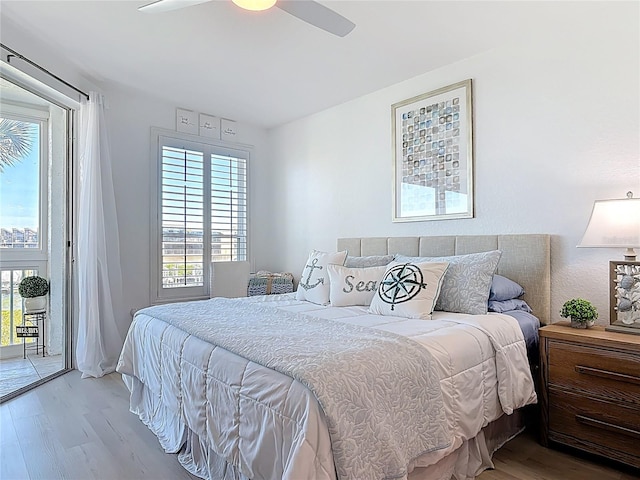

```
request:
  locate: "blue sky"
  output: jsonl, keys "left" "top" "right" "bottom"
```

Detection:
{"left": 0, "top": 126, "right": 40, "bottom": 230}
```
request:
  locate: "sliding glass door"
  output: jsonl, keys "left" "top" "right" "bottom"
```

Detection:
{"left": 0, "top": 76, "right": 72, "bottom": 400}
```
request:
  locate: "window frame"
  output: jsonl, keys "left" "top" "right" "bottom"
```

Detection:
{"left": 0, "top": 104, "right": 49, "bottom": 263}
{"left": 150, "top": 128, "right": 251, "bottom": 304}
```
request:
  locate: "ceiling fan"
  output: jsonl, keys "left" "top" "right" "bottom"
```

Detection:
{"left": 138, "top": 0, "right": 356, "bottom": 37}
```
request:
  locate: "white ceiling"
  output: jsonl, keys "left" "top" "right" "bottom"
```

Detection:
{"left": 0, "top": 1, "right": 581, "bottom": 128}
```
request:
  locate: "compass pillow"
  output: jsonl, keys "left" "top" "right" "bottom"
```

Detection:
{"left": 296, "top": 250, "right": 348, "bottom": 305}
{"left": 369, "top": 261, "right": 449, "bottom": 319}
{"left": 327, "top": 264, "right": 388, "bottom": 307}
{"left": 396, "top": 250, "right": 502, "bottom": 315}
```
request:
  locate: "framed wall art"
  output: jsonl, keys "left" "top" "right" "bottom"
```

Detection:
{"left": 392, "top": 79, "right": 474, "bottom": 222}
{"left": 607, "top": 260, "right": 640, "bottom": 335}
{"left": 176, "top": 108, "right": 198, "bottom": 135}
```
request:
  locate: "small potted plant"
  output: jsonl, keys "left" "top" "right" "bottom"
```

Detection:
{"left": 560, "top": 298, "right": 598, "bottom": 328}
{"left": 18, "top": 275, "right": 49, "bottom": 313}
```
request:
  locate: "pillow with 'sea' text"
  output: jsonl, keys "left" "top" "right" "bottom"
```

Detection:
{"left": 327, "top": 264, "right": 387, "bottom": 306}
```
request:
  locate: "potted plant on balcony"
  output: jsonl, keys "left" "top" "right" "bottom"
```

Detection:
{"left": 18, "top": 275, "right": 49, "bottom": 313}
{"left": 560, "top": 298, "right": 598, "bottom": 328}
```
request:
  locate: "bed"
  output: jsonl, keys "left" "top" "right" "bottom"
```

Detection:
{"left": 117, "top": 234, "right": 550, "bottom": 480}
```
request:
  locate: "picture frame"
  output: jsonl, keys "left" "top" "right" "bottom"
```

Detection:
{"left": 176, "top": 108, "right": 198, "bottom": 135}
{"left": 199, "top": 113, "right": 220, "bottom": 139}
{"left": 392, "top": 79, "right": 474, "bottom": 222}
{"left": 607, "top": 260, "right": 640, "bottom": 335}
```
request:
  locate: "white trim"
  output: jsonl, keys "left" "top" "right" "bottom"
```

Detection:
{"left": 0, "top": 60, "right": 81, "bottom": 110}
{"left": 0, "top": 102, "right": 50, "bottom": 120}
{"left": 0, "top": 343, "right": 26, "bottom": 360}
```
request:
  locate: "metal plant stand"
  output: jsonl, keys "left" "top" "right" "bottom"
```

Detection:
{"left": 20, "top": 311, "right": 46, "bottom": 359}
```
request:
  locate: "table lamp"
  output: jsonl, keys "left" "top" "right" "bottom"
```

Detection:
{"left": 578, "top": 191, "right": 640, "bottom": 334}
{"left": 578, "top": 191, "right": 640, "bottom": 260}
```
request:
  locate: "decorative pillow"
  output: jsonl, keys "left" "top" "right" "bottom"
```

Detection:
{"left": 296, "top": 250, "right": 348, "bottom": 305}
{"left": 344, "top": 255, "right": 395, "bottom": 268}
{"left": 489, "top": 274, "right": 525, "bottom": 301}
{"left": 488, "top": 299, "right": 533, "bottom": 313}
{"left": 369, "top": 261, "right": 449, "bottom": 319}
{"left": 327, "top": 264, "right": 388, "bottom": 307}
{"left": 395, "top": 250, "right": 502, "bottom": 315}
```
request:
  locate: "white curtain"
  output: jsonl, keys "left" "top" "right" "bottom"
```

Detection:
{"left": 76, "top": 92, "right": 124, "bottom": 378}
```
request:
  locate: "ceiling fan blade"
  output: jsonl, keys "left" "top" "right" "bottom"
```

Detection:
{"left": 276, "top": 0, "right": 355, "bottom": 37}
{"left": 138, "top": 0, "right": 212, "bottom": 13}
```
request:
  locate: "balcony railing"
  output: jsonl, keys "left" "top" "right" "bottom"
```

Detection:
{"left": 1, "top": 268, "right": 37, "bottom": 347}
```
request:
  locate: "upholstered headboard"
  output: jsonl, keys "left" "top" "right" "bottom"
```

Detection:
{"left": 337, "top": 234, "right": 551, "bottom": 325}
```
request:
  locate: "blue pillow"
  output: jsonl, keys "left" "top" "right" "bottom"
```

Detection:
{"left": 489, "top": 274, "right": 525, "bottom": 301}
{"left": 488, "top": 299, "right": 532, "bottom": 313}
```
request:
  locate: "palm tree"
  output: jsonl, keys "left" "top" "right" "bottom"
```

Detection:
{"left": 0, "top": 118, "right": 35, "bottom": 173}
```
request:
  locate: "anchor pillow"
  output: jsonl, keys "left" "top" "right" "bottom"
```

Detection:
{"left": 369, "top": 261, "right": 449, "bottom": 319}
{"left": 327, "top": 264, "right": 388, "bottom": 307}
{"left": 296, "top": 250, "right": 348, "bottom": 305}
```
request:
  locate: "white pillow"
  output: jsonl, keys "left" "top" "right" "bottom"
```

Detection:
{"left": 327, "top": 264, "right": 388, "bottom": 307}
{"left": 296, "top": 250, "right": 348, "bottom": 305}
{"left": 369, "top": 261, "right": 449, "bottom": 319}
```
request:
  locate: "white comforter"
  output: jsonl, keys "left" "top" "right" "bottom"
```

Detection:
{"left": 117, "top": 294, "right": 536, "bottom": 480}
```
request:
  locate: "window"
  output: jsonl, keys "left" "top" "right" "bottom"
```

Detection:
{"left": 211, "top": 154, "right": 247, "bottom": 262}
{"left": 0, "top": 114, "right": 46, "bottom": 252}
{"left": 0, "top": 107, "right": 49, "bottom": 348}
{"left": 161, "top": 145, "right": 205, "bottom": 290}
{"left": 152, "top": 131, "right": 249, "bottom": 302}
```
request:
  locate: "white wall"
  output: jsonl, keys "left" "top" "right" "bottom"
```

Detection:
{"left": 265, "top": 2, "right": 640, "bottom": 325}
{"left": 0, "top": 16, "right": 99, "bottom": 102}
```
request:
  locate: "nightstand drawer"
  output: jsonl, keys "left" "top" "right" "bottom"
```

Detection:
{"left": 549, "top": 390, "right": 640, "bottom": 459}
{"left": 549, "top": 340, "right": 640, "bottom": 406}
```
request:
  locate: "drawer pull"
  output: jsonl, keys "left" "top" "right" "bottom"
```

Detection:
{"left": 575, "top": 365, "right": 640, "bottom": 386}
{"left": 575, "top": 414, "right": 640, "bottom": 440}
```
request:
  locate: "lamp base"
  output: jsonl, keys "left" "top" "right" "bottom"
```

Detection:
{"left": 624, "top": 247, "right": 637, "bottom": 261}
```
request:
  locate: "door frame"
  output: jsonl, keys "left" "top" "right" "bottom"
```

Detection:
{"left": 0, "top": 60, "right": 78, "bottom": 402}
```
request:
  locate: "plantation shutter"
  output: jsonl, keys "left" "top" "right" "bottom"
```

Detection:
{"left": 211, "top": 154, "right": 247, "bottom": 262}
{"left": 154, "top": 132, "right": 250, "bottom": 302}
{"left": 160, "top": 145, "right": 205, "bottom": 289}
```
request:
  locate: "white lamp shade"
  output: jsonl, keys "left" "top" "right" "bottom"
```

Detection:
{"left": 578, "top": 197, "right": 640, "bottom": 248}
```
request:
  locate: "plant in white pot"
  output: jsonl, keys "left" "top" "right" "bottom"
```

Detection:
{"left": 18, "top": 275, "right": 49, "bottom": 313}
{"left": 560, "top": 298, "right": 598, "bottom": 328}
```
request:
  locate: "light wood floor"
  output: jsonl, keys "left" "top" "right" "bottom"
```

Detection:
{"left": 476, "top": 430, "right": 638, "bottom": 480}
{"left": 0, "top": 353, "right": 64, "bottom": 397}
{"left": 1, "top": 370, "right": 197, "bottom": 480}
{"left": 1, "top": 370, "right": 637, "bottom": 480}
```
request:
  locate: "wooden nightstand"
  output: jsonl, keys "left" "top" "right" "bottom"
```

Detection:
{"left": 539, "top": 322, "right": 640, "bottom": 468}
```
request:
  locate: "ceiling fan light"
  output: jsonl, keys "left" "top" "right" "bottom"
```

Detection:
{"left": 232, "top": 0, "right": 276, "bottom": 11}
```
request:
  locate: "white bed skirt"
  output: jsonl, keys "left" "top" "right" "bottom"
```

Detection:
{"left": 123, "top": 373, "right": 524, "bottom": 480}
